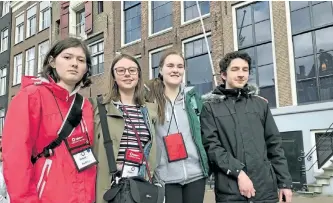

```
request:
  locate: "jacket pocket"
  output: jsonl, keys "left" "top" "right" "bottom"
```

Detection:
{"left": 36, "top": 158, "right": 53, "bottom": 199}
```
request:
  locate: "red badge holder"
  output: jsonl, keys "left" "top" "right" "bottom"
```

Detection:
{"left": 163, "top": 102, "right": 188, "bottom": 162}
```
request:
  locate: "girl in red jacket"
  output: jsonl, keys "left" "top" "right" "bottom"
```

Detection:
{"left": 2, "top": 37, "right": 96, "bottom": 203}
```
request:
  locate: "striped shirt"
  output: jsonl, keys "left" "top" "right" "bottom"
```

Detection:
{"left": 116, "top": 104, "right": 151, "bottom": 167}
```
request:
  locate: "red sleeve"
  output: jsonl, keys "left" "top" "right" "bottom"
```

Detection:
{"left": 2, "top": 88, "right": 41, "bottom": 203}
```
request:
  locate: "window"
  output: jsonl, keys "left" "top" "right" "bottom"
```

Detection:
{"left": 124, "top": 1, "right": 141, "bottom": 44}
{"left": 39, "top": 1, "right": 50, "bottom": 31}
{"left": 13, "top": 53, "right": 23, "bottom": 85}
{"left": 235, "top": 2, "right": 276, "bottom": 107}
{"left": 151, "top": 51, "right": 163, "bottom": 79}
{"left": 0, "top": 108, "right": 5, "bottom": 136}
{"left": 76, "top": 9, "right": 85, "bottom": 36}
{"left": 26, "top": 6, "right": 37, "bottom": 38}
{"left": 89, "top": 41, "right": 104, "bottom": 75}
{"left": 315, "top": 131, "right": 333, "bottom": 168}
{"left": 0, "top": 29, "right": 8, "bottom": 52}
{"left": 290, "top": 1, "right": 333, "bottom": 104}
{"left": 38, "top": 41, "right": 49, "bottom": 74}
{"left": 25, "top": 47, "right": 35, "bottom": 76}
{"left": 184, "top": 35, "right": 213, "bottom": 96}
{"left": 98, "top": 1, "right": 104, "bottom": 14}
{"left": 151, "top": 1, "right": 172, "bottom": 34}
{"left": 184, "top": 1, "right": 210, "bottom": 22}
{"left": 2, "top": 1, "right": 10, "bottom": 16}
{"left": 0, "top": 68, "right": 6, "bottom": 96}
{"left": 15, "top": 14, "right": 24, "bottom": 44}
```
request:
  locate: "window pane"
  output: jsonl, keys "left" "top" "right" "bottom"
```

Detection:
{"left": 255, "top": 20, "right": 271, "bottom": 43}
{"left": 238, "top": 25, "right": 253, "bottom": 48}
{"left": 193, "top": 39, "right": 203, "bottom": 55}
{"left": 293, "top": 32, "right": 313, "bottom": 58}
{"left": 315, "top": 26, "right": 333, "bottom": 53}
{"left": 312, "top": 2, "right": 333, "bottom": 27}
{"left": 295, "top": 55, "right": 316, "bottom": 79}
{"left": 253, "top": 1, "right": 269, "bottom": 23}
{"left": 319, "top": 76, "right": 333, "bottom": 101}
{"left": 291, "top": 8, "right": 311, "bottom": 34}
{"left": 257, "top": 43, "right": 273, "bottom": 66}
{"left": 186, "top": 54, "right": 213, "bottom": 95}
{"left": 297, "top": 79, "right": 319, "bottom": 103}
{"left": 200, "top": 1, "right": 210, "bottom": 15}
{"left": 290, "top": 1, "right": 309, "bottom": 11}
{"left": 185, "top": 42, "right": 194, "bottom": 58}
{"left": 258, "top": 64, "right": 275, "bottom": 88}
{"left": 237, "top": 5, "right": 252, "bottom": 28}
{"left": 317, "top": 51, "right": 333, "bottom": 76}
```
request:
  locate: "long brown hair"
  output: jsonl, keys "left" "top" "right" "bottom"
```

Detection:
{"left": 103, "top": 53, "right": 145, "bottom": 105}
{"left": 146, "top": 50, "right": 185, "bottom": 124}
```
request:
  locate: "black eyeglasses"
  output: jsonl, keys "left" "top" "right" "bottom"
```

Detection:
{"left": 114, "top": 67, "right": 138, "bottom": 75}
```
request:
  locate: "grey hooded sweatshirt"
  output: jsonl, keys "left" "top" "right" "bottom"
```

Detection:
{"left": 154, "top": 85, "right": 204, "bottom": 185}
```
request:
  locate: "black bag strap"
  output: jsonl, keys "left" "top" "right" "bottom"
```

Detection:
{"left": 96, "top": 96, "right": 118, "bottom": 175}
{"left": 31, "top": 94, "right": 84, "bottom": 164}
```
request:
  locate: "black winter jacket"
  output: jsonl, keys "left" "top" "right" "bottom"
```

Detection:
{"left": 200, "top": 84, "right": 292, "bottom": 203}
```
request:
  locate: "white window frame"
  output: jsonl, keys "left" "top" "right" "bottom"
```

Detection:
{"left": 68, "top": 1, "right": 86, "bottom": 39}
{"left": 0, "top": 108, "right": 5, "bottom": 136}
{"left": 2, "top": 1, "right": 10, "bottom": 17}
{"left": 148, "top": 44, "right": 173, "bottom": 79}
{"left": 180, "top": 1, "right": 210, "bottom": 25}
{"left": 121, "top": 1, "right": 142, "bottom": 47}
{"left": 15, "top": 13, "right": 24, "bottom": 44}
{"left": 0, "top": 29, "right": 8, "bottom": 53}
{"left": 39, "top": 1, "right": 50, "bottom": 31}
{"left": 148, "top": 1, "right": 173, "bottom": 37}
{"left": 25, "top": 47, "right": 35, "bottom": 76}
{"left": 13, "top": 53, "right": 23, "bottom": 85}
{"left": 26, "top": 4, "right": 37, "bottom": 38}
{"left": 231, "top": 1, "right": 279, "bottom": 108}
{"left": 38, "top": 41, "right": 49, "bottom": 74}
{"left": 0, "top": 68, "right": 7, "bottom": 96}
{"left": 89, "top": 39, "right": 104, "bottom": 76}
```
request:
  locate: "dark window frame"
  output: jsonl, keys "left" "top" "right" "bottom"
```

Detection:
{"left": 290, "top": 1, "right": 333, "bottom": 104}
{"left": 123, "top": 1, "right": 141, "bottom": 44}
{"left": 236, "top": 1, "right": 277, "bottom": 108}
{"left": 151, "top": 1, "right": 172, "bottom": 34}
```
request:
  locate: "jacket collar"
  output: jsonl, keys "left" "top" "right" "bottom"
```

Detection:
{"left": 202, "top": 83, "right": 259, "bottom": 103}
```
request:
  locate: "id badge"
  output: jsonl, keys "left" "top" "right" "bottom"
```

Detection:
{"left": 121, "top": 164, "right": 139, "bottom": 178}
{"left": 72, "top": 147, "right": 98, "bottom": 172}
{"left": 163, "top": 133, "right": 188, "bottom": 162}
{"left": 125, "top": 149, "right": 143, "bottom": 164}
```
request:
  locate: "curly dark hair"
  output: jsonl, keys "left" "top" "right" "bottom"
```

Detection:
{"left": 41, "top": 37, "right": 92, "bottom": 88}
{"left": 219, "top": 51, "right": 252, "bottom": 73}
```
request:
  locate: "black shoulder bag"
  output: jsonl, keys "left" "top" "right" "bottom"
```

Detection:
{"left": 96, "top": 97, "right": 164, "bottom": 203}
{"left": 31, "top": 94, "right": 84, "bottom": 164}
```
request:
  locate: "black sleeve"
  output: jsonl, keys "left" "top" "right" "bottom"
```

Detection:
{"left": 263, "top": 103, "right": 293, "bottom": 189}
{"left": 200, "top": 102, "right": 245, "bottom": 179}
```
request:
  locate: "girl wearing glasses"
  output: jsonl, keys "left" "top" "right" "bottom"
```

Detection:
{"left": 145, "top": 50, "right": 209, "bottom": 203}
{"left": 91, "top": 53, "right": 158, "bottom": 203}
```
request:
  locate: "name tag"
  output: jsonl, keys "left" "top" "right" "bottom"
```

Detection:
{"left": 72, "top": 148, "right": 97, "bottom": 172}
{"left": 121, "top": 164, "right": 139, "bottom": 178}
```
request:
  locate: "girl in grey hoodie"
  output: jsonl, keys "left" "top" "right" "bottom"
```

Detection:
{"left": 146, "top": 50, "right": 209, "bottom": 203}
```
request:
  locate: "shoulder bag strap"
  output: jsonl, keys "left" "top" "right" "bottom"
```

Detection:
{"left": 121, "top": 106, "right": 153, "bottom": 183}
{"left": 96, "top": 97, "right": 118, "bottom": 175}
{"left": 31, "top": 93, "right": 84, "bottom": 164}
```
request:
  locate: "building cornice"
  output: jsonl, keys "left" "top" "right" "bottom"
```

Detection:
{"left": 11, "top": 1, "right": 28, "bottom": 13}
